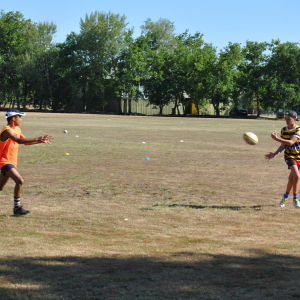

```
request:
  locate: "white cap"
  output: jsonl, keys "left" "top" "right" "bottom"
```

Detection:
{"left": 5, "top": 109, "right": 26, "bottom": 119}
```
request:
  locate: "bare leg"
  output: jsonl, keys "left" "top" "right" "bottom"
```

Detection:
{"left": 0, "top": 173, "right": 10, "bottom": 191}
{"left": 290, "top": 165, "right": 300, "bottom": 195}
{"left": 1, "top": 168, "right": 28, "bottom": 215}
{"left": 5, "top": 168, "right": 24, "bottom": 198}
{"left": 286, "top": 171, "right": 294, "bottom": 194}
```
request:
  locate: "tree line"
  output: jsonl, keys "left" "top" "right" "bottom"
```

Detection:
{"left": 0, "top": 10, "right": 300, "bottom": 116}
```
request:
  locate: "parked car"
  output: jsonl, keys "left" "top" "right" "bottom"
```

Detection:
{"left": 276, "top": 109, "right": 284, "bottom": 118}
{"left": 229, "top": 107, "right": 248, "bottom": 116}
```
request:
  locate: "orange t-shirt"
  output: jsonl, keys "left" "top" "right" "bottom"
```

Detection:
{"left": 0, "top": 126, "right": 21, "bottom": 169}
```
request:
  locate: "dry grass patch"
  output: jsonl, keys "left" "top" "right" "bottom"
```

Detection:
{"left": 0, "top": 113, "right": 300, "bottom": 299}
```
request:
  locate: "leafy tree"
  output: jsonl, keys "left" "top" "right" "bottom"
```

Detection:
{"left": 64, "top": 11, "right": 131, "bottom": 112}
{"left": 143, "top": 32, "right": 215, "bottom": 116}
{"left": 58, "top": 31, "right": 90, "bottom": 111}
{"left": 141, "top": 46, "right": 175, "bottom": 114}
{"left": 0, "top": 10, "right": 32, "bottom": 108}
{"left": 33, "top": 21, "right": 58, "bottom": 111}
{"left": 238, "top": 41, "right": 269, "bottom": 116}
{"left": 178, "top": 33, "right": 241, "bottom": 116}
{"left": 114, "top": 35, "right": 149, "bottom": 114}
{"left": 205, "top": 43, "right": 242, "bottom": 116}
{"left": 54, "top": 36, "right": 81, "bottom": 111}
{"left": 264, "top": 41, "right": 300, "bottom": 111}
{"left": 18, "top": 51, "right": 36, "bottom": 108}
{"left": 177, "top": 32, "right": 215, "bottom": 115}
{"left": 140, "top": 18, "right": 176, "bottom": 49}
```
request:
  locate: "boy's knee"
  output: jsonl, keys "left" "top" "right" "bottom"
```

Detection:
{"left": 16, "top": 178, "right": 24, "bottom": 186}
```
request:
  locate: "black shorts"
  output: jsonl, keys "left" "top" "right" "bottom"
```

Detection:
{"left": 1, "top": 164, "right": 15, "bottom": 175}
{"left": 285, "top": 159, "right": 300, "bottom": 170}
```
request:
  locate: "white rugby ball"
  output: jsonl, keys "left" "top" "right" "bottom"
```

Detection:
{"left": 243, "top": 132, "right": 258, "bottom": 145}
{"left": 64, "top": 130, "right": 68, "bottom": 133}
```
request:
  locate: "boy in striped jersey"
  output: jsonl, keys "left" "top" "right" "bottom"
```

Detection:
{"left": 265, "top": 110, "right": 300, "bottom": 207}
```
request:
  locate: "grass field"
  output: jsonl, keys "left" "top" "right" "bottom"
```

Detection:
{"left": 0, "top": 113, "right": 300, "bottom": 299}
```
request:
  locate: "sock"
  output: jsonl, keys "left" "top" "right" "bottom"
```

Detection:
{"left": 284, "top": 192, "right": 290, "bottom": 198}
{"left": 294, "top": 194, "right": 298, "bottom": 199}
{"left": 14, "top": 197, "right": 21, "bottom": 208}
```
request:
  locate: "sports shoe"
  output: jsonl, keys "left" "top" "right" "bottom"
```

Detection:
{"left": 293, "top": 199, "right": 300, "bottom": 208}
{"left": 279, "top": 195, "right": 288, "bottom": 207}
{"left": 14, "top": 206, "right": 30, "bottom": 216}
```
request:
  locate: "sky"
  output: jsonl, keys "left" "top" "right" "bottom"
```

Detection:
{"left": 1, "top": 0, "right": 300, "bottom": 50}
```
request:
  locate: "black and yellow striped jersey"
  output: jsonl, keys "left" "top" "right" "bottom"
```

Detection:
{"left": 281, "top": 125, "right": 300, "bottom": 161}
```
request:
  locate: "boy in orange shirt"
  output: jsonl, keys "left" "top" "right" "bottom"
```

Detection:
{"left": 0, "top": 108, "right": 54, "bottom": 215}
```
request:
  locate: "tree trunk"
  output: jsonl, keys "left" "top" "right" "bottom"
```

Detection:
{"left": 43, "top": 52, "right": 56, "bottom": 112}
{"left": 7, "top": 51, "right": 20, "bottom": 109}
{"left": 128, "top": 99, "right": 131, "bottom": 114}
{"left": 37, "top": 44, "right": 55, "bottom": 111}
{"left": 45, "top": 65, "right": 56, "bottom": 112}
{"left": 118, "top": 98, "right": 123, "bottom": 115}
{"left": 173, "top": 98, "right": 178, "bottom": 115}
{"left": 159, "top": 105, "right": 163, "bottom": 114}
{"left": 175, "top": 97, "right": 181, "bottom": 115}
{"left": 256, "top": 95, "right": 260, "bottom": 117}
{"left": 212, "top": 97, "right": 220, "bottom": 117}
{"left": 128, "top": 91, "right": 133, "bottom": 114}
{"left": 23, "top": 87, "right": 27, "bottom": 109}
{"left": 13, "top": 87, "right": 20, "bottom": 109}
{"left": 39, "top": 79, "right": 43, "bottom": 110}
{"left": 83, "top": 81, "right": 87, "bottom": 112}
{"left": 176, "top": 104, "right": 180, "bottom": 115}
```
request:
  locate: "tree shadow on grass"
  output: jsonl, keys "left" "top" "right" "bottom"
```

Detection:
{"left": 154, "top": 204, "right": 276, "bottom": 211}
{"left": 1, "top": 251, "right": 300, "bottom": 299}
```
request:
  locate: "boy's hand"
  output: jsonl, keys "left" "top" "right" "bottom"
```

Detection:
{"left": 39, "top": 135, "right": 54, "bottom": 144}
{"left": 271, "top": 130, "right": 278, "bottom": 141}
{"left": 265, "top": 152, "right": 275, "bottom": 160}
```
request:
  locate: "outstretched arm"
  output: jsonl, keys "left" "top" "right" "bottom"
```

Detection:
{"left": 265, "top": 143, "right": 285, "bottom": 160}
{"left": 1, "top": 130, "right": 54, "bottom": 145}
{"left": 20, "top": 133, "right": 54, "bottom": 145}
{"left": 271, "top": 130, "right": 297, "bottom": 146}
